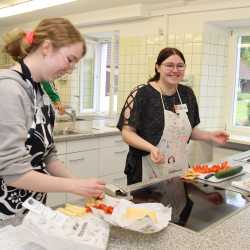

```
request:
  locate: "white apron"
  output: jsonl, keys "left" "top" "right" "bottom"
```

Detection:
{"left": 142, "top": 88, "right": 192, "bottom": 221}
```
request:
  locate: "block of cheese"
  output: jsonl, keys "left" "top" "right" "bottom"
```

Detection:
{"left": 124, "top": 207, "right": 157, "bottom": 223}
{"left": 57, "top": 204, "right": 87, "bottom": 217}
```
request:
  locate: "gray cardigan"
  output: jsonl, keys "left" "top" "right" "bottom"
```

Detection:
{"left": 0, "top": 69, "right": 58, "bottom": 183}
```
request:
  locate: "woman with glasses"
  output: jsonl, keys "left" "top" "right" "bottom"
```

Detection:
{"left": 0, "top": 18, "right": 105, "bottom": 225}
{"left": 117, "top": 47, "right": 228, "bottom": 225}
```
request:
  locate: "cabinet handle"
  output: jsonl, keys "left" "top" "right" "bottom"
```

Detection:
{"left": 114, "top": 139, "right": 123, "bottom": 143}
{"left": 69, "top": 157, "right": 85, "bottom": 162}
{"left": 114, "top": 150, "right": 127, "bottom": 154}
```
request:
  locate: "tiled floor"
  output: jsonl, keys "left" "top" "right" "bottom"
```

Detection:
{"left": 185, "top": 186, "right": 247, "bottom": 232}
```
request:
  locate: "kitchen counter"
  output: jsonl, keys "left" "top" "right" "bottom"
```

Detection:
{"left": 52, "top": 120, "right": 250, "bottom": 249}
{"left": 108, "top": 203, "right": 250, "bottom": 250}
{"left": 106, "top": 150, "right": 250, "bottom": 250}
{"left": 53, "top": 119, "right": 120, "bottom": 142}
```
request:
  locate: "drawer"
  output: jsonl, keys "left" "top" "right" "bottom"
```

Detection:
{"left": 101, "top": 172, "right": 127, "bottom": 186}
{"left": 66, "top": 150, "right": 99, "bottom": 203}
{"left": 67, "top": 138, "right": 99, "bottom": 153}
{"left": 55, "top": 141, "right": 67, "bottom": 155}
{"left": 99, "top": 146, "right": 128, "bottom": 176}
{"left": 100, "top": 135, "right": 126, "bottom": 148}
{"left": 67, "top": 150, "right": 99, "bottom": 178}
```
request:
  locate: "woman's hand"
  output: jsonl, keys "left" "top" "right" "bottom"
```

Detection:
{"left": 70, "top": 178, "right": 106, "bottom": 198}
{"left": 150, "top": 146, "right": 165, "bottom": 164}
{"left": 209, "top": 131, "right": 229, "bottom": 145}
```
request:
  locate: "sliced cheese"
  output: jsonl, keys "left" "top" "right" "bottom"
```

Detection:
{"left": 57, "top": 204, "right": 87, "bottom": 217}
{"left": 124, "top": 207, "right": 157, "bottom": 223}
{"left": 57, "top": 207, "right": 78, "bottom": 217}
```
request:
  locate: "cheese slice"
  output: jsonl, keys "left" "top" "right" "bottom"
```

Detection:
{"left": 57, "top": 207, "right": 79, "bottom": 217}
{"left": 57, "top": 204, "right": 87, "bottom": 217}
{"left": 124, "top": 207, "right": 157, "bottom": 223}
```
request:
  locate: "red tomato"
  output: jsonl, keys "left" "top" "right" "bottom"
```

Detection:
{"left": 85, "top": 207, "right": 92, "bottom": 213}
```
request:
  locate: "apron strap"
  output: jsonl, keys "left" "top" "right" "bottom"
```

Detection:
{"left": 159, "top": 86, "right": 184, "bottom": 111}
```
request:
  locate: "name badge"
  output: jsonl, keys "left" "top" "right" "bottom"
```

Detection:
{"left": 174, "top": 104, "right": 188, "bottom": 113}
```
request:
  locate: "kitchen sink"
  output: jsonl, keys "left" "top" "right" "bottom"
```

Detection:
{"left": 53, "top": 128, "right": 92, "bottom": 136}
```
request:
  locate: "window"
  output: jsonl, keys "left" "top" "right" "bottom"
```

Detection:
{"left": 228, "top": 32, "right": 250, "bottom": 135}
{"left": 79, "top": 32, "right": 119, "bottom": 115}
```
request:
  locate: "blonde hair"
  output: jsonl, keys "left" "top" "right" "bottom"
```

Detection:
{"left": 2, "top": 17, "right": 86, "bottom": 62}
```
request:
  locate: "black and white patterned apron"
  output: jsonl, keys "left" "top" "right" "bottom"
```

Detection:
{"left": 0, "top": 60, "right": 55, "bottom": 219}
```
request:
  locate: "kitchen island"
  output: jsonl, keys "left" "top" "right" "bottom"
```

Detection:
{"left": 108, "top": 202, "right": 250, "bottom": 250}
{"left": 53, "top": 120, "right": 250, "bottom": 249}
{"left": 107, "top": 150, "right": 250, "bottom": 250}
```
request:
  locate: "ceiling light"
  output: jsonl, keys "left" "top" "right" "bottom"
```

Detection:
{"left": 0, "top": 0, "right": 77, "bottom": 18}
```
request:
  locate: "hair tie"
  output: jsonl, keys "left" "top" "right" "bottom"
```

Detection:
{"left": 25, "top": 31, "right": 34, "bottom": 45}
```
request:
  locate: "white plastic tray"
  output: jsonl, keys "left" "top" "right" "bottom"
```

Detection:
{"left": 197, "top": 171, "right": 245, "bottom": 183}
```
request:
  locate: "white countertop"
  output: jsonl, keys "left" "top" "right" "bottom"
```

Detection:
{"left": 53, "top": 119, "right": 120, "bottom": 142}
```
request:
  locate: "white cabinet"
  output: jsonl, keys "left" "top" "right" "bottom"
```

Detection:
{"left": 56, "top": 141, "right": 67, "bottom": 155}
{"left": 46, "top": 154, "right": 67, "bottom": 207}
{"left": 66, "top": 149, "right": 99, "bottom": 203}
{"left": 67, "top": 138, "right": 99, "bottom": 153}
{"left": 101, "top": 172, "right": 127, "bottom": 186}
{"left": 67, "top": 150, "right": 99, "bottom": 178}
{"left": 48, "top": 134, "right": 128, "bottom": 206}
{"left": 99, "top": 135, "right": 128, "bottom": 185}
{"left": 99, "top": 147, "right": 127, "bottom": 176}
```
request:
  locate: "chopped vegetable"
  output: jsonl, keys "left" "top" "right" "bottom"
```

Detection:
{"left": 192, "top": 161, "right": 230, "bottom": 174}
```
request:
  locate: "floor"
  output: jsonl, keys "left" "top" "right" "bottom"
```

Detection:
{"left": 185, "top": 184, "right": 247, "bottom": 232}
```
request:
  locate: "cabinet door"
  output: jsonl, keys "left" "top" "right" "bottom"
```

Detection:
{"left": 100, "top": 135, "right": 125, "bottom": 148}
{"left": 99, "top": 146, "right": 128, "bottom": 176}
{"left": 46, "top": 154, "right": 67, "bottom": 208}
{"left": 67, "top": 138, "right": 99, "bottom": 153}
{"left": 55, "top": 141, "right": 67, "bottom": 155}
{"left": 101, "top": 172, "right": 127, "bottom": 186}
{"left": 66, "top": 150, "right": 99, "bottom": 202}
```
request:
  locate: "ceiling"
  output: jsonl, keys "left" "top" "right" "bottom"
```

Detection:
{"left": 0, "top": 0, "right": 195, "bottom": 28}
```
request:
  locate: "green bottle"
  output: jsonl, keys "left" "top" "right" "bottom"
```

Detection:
{"left": 41, "top": 81, "right": 65, "bottom": 115}
{"left": 41, "top": 80, "right": 60, "bottom": 103}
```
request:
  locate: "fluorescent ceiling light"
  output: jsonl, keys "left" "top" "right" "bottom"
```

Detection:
{"left": 0, "top": 0, "right": 77, "bottom": 18}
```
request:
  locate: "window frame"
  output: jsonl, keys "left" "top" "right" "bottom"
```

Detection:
{"left": 226, "top": 28, "right": 250, "bottom": 136}
{"left": 79, "top": 38, "right": 100, "bottom": 114}
{"left": 78, "top": 32, "right": 119, "bottom": 116}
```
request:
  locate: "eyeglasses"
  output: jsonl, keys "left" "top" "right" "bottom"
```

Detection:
{"left": 59, "top": 50, "right": 77, "bottom": 70}
{"left": 161, "top": 63, "right": 186, "bottom": 71}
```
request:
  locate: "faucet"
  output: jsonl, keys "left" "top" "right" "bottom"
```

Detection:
{"left": 64, "top": 106, "right": 76, "bottom": 122}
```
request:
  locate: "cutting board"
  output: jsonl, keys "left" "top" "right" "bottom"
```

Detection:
{"left": 197, "top": 171, "right": 245, "bottom": 183}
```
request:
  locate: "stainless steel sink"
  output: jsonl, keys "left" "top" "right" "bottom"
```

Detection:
{"left": 55, "top": 117, "right": 86, "bottom": 123}
{"left": 53, "top": 128, "right": 92, "bottom": 136}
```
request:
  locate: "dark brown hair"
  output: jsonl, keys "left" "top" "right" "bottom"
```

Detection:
{"left": 147, "top": 47, "right": 185, "bottom": 83}
{"left": 2, "top": 17, "right": 86, "bottom": 62}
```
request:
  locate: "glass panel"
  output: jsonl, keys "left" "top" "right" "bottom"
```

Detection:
{"left": 80, "top": 41, "right": 95, "bottom": 112}
{"left": 235, "top": 36, "right": 250, "bottom": 128}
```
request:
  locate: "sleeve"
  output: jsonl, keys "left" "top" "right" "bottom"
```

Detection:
{"left": 189, "top": 88, "right": 200, "bottom": 128}
{"left": 0, "top": 80, "right": 33, "bottom": 183}
{"left": 43, "top": 144, "right": 59, "bottom": 167}
{"left": 117, "top": 85, "right": 145, "bottom": 131}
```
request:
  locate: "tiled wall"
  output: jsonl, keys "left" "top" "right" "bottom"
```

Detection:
{"left": 168, "top": 30, "right": 229, "bottom": 130}
{"left": 199, "top": 31, "right": 229, "bottom": 130}
{"left": 118, "top": 33, "right": 205, "bottom": 112}
{"left": 118, "top": 35, "right": 165, "bottom": 110}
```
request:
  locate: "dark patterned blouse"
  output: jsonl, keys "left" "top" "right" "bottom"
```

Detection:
{"left": 117, "top": 83, "right": 200, "bottom": 184}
